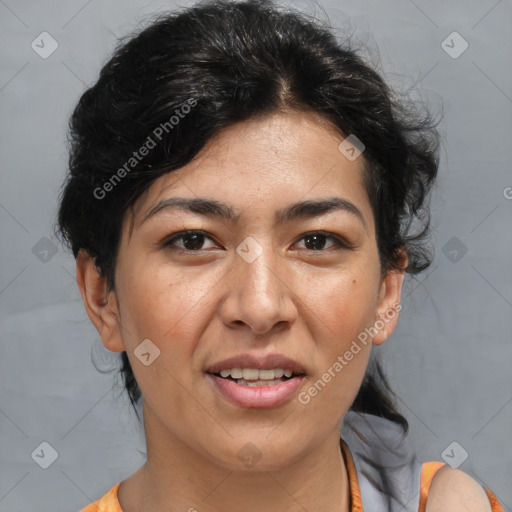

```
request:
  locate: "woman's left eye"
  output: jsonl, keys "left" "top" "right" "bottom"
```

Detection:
{"left": 293, "top": 232, "right": 348, "bottom": 251}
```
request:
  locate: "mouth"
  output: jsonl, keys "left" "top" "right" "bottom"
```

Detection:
{"left": 210, "top": 367, "right": 302, "bottom": 387}
{"left": 205, "top": 354, "right": 306, "bottom": 409}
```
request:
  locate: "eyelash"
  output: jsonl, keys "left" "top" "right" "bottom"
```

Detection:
{"left": 161, "top": 230, "right": 353, "bottom": 253}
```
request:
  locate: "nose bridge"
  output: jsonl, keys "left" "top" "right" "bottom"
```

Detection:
{"left": 221, "top": 235, "right": 296, "bottom": 333}
{"left": 237, "top": 237, "right": 281, "bottom": 303}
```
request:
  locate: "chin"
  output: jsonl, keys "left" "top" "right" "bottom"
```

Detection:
{"left": 201, "top": 435, "right": 307, "bottom": 473}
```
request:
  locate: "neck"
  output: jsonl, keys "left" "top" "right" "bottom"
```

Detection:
{"left": 119, "top": 408, "right": 351, "bottom": 512}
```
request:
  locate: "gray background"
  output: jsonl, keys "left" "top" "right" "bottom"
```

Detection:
{"left": 0, "top": 0, "right": 511, "bottom": 510}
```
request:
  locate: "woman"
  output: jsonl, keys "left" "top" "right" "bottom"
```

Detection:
{"left": 56, "top": 1, "right": 504, "bottom": 510}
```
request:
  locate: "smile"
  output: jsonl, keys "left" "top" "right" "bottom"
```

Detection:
{"left": 205, "top": 353, "right": 307, "bottom": 408}
{"left": 206, "top": 370, "right": 305, "bottom": 409}
{"left": 218, "top": 367, "right": 295, "bottom": 385}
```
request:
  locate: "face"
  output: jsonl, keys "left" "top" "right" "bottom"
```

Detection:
{"left": 79, "top": 110, "right": 404, "bottom": 471}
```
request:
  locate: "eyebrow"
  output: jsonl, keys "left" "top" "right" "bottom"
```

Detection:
{"left": 140, "top": 196, "right": 366, "bottom": 230}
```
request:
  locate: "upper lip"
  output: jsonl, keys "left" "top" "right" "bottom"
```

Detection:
{"left": 205, "top": 353, "right": 306, "bottom": 375}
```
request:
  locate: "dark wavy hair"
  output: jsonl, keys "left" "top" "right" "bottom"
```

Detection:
{"left": 56, "top": 0, "right": 439, "bottom": 501}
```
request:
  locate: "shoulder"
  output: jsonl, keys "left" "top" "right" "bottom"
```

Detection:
{"left": 425, "top": 465, "right": 493, "bottom": 512}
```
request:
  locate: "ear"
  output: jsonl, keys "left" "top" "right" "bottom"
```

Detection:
{"left": 75, "top": 249, "right": 125, "bottom": 352}
{"left": 372, "top": 252, "right": 407, "bottom": 346}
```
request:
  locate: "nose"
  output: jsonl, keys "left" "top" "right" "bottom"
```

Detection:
{"left": 219, "top": 242, "right": 298, "bottom": 336}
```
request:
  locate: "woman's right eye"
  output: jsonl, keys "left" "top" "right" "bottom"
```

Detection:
{"left": 163, "top": 231, "right": 219, "bottom": 251}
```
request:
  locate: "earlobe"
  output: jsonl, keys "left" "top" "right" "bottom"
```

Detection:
{"left": 372, "top": 262, "right": 407, "bottom": 346}
{"left": 75, "top": 249, "right": 125, "bottom": 353}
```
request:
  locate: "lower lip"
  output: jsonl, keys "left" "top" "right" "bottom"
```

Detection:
{"left": 207, "top": 374, "right": 305, "bottom": 409}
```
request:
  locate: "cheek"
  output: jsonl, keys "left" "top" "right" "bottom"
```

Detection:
{"left": 117, "top": 263, "right": 225, "bottom": 360}
{"left": 116, "top": 266, "right": 216, "bottom": 416}
{"left": 304, "top": 269, "right": 381, "bottom": 343}
{"left": 300, "top": 266, "right": 380, "bottom": 406}
{"left": 300, "top": 276, "right": 375, "bottom": 419}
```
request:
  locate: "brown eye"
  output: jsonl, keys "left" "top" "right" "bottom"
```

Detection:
{"left": 181, "top": 233, "right": 206, "bottom": 250}
{"left": 163, "top": 230, "right": 218, "bottom": 251}
{"left": 294, "top": 232, "right": 348, "bottom": 251}
{"left": 302, "top": 234, "right": 330, "bottom": 250}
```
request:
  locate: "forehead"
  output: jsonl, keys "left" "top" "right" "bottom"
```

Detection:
{"left": 131, "top": 111, "right": 371, "bottom": 224}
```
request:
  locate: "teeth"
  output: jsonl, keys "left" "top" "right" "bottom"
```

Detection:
{"left": 243, "top": 368, "right": 259, "bottom": 380}
{"left": 217, "top": 368, "right": 295, "bottom": 380}
{"left": 237, "top": 378, "right": 283, "bottom": 387}
{"left": 230, "top": 368, "right": 243, "bottom": 379}
{"left": 258, "top": 369, "right": 276, "bottom": 380}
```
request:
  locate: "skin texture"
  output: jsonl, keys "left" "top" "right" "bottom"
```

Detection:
{"left": 76, "top": 110, "right": 409, "bottom": 512}
{"left": 426, "top": 467, "right": 493, "bottom": 512}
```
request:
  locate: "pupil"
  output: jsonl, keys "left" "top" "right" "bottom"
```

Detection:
{"left": 305, "top": 234, "right": 326, "bottom": 250}
{"left": 183, "top": 233, "right": 204, "bottom": 250}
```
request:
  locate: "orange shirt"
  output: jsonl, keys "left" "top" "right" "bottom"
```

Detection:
{"left": 80, "top": 441, "right": 504, "bottom": 512}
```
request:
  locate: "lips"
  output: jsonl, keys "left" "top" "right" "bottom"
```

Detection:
{"left": 205, "top": 353, "right": 306, "bottom": 375}
{"left": 205, "top": 353, "right": 306, "bottom": 409}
